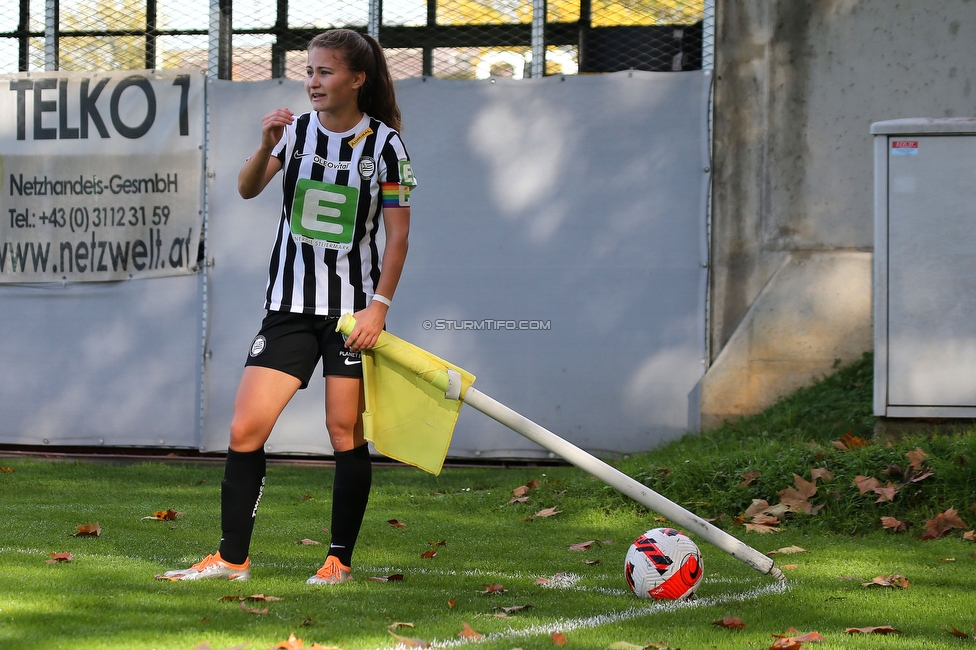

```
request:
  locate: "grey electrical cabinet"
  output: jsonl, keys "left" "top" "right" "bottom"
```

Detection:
{"left": 873, "top": 118, "right": 976, "bottom": 418}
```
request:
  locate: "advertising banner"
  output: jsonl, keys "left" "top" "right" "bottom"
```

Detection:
{"left": 0, "top": 69, "right": 205, "bottom": 282}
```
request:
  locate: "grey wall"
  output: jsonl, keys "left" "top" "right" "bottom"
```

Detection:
{"left": 203, "top": 71, "right": 712, "bottom": 458}
{"left": 702, "top": 0, "right": 976, "bottom": 427}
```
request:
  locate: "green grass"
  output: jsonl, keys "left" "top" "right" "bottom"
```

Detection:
{"left": 2, "top": 352, "right": 975, "bottom": 649}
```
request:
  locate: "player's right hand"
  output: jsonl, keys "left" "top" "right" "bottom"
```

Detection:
{"left": 261, "top": 108, "right": 295, "bottom": 150}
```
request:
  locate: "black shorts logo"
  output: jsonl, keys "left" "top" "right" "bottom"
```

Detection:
{"left": 249, "top": 335, "right": 267, "bottom": 357}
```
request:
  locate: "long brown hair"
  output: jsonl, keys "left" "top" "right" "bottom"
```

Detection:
{"left": 308, "top": 29, "right": 402, "bottom": 132}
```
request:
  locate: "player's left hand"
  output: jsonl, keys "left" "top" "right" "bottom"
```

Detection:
{"left": 346, "top": 302, "right": 388, "bottom": 351}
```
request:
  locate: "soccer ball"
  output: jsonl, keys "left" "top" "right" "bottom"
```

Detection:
{"left": 624, "top": 527, "right": 703, "bottom": 600}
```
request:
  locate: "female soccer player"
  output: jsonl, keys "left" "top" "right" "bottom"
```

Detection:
{"left": 162, "top": 28, "right": 415, "bottom": 585}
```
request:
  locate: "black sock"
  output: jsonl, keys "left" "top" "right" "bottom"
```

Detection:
{"left": 218, "top": 448, "right": 266, "bottom": 565}
{"left": 328, "top": 443, "right": 372, "bottom": 567}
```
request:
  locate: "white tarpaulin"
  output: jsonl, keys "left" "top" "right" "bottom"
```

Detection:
{"left": 0, "top": 70, "right": 205, "bottom": 283}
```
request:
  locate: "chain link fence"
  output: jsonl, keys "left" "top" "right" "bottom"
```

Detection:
{"left": 2, "top": 0, "right": 710, "bottom": 80}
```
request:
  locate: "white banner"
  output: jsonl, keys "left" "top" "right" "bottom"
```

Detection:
{"left": 0, "top": 69, "right": 205, "bottom": 282}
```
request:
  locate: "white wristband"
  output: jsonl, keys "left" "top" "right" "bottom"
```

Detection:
{"left": 371, "top": 294, "right": 392, "bottom": 307}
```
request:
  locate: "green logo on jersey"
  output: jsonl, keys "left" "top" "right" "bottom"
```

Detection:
{"left": 398, "top": 160, "right": 417, "bottom": 187}
{"left": 290, "top": 179, "right": 360, "bottom": 250}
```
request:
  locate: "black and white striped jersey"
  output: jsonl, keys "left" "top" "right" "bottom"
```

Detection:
{"left": 264, "top": 112, "right": 416, "bottom": 316}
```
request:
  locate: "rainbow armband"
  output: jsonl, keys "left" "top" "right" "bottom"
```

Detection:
{"left": 381, "top": 182, "right": 411, "bottom": 208}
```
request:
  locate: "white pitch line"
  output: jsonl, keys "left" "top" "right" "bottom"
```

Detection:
{"left": 382, "top": 580, "right": 790, "bottom": 650}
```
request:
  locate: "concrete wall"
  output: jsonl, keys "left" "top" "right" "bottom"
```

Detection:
{"left": 703, "top": 0, "right": 976, "bottom": 428}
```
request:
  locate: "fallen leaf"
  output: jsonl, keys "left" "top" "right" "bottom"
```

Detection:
{"left": 493, "top": 605, "right": 533, "bottom": 615}
{"left": 943, "top": 625, "right": 970, "bottom": 638}
{"left": 142, "top": 509, "right": 181, "bottom": 521}
{"left": 845, "top": 626, "right": 902, "bottom": 635}
{"left": 72, "top": 522, "right": 101, "bottom": 537}
{"left": 387, "top": 519, "right": 407, "bottom": 529}
{"left": 854, "top": 476, "right": 880, "bottom": 495}
{"left": 923, "top": 508, "right": 967, "bottom": 540}
{"left": 534, "top": 507, "right": 562, "bottom": 518}
{"left": 653, "top": 516, "right": 667, "bottom": 523}
{"left": 482, "top": 583, "right": 507, "bottom": 594}
{"left": 47, "top": 551, "right": 72, "bottom": 563}
{"left": 963, "top": 530, "right": 976, "bottom": 542}
{"left": 744, "top": 499, "right": 773, "bottom": 518}
{"left": 273, "top": 633, "right": 304, "bottom": 650}
{"left": 427, "top": 540, "right": 447, "bottom": 546}
{"left": 297, "top": 538, "right": 321, "bottom": 545}
{"left": 767, "top": 546, "right": 807, "bottom": 555}
{"left": 872, "top": 481, "right": 899, "bottom": 503}
{"left": 447, "top": 599, "right": 456, "bottom": 608}
{"left": 605, "top": 643, "right": 646, "bottom": 650}
{"left": 880, "top": 516, "right": 908, "bottom": 533}
{"left": 460, "top": 622, "right": 482, "bottom": 640}
{"left": 769, "top": 630, "right": 824, "bottom": 648}
{"left": 1, "top": 466, "right": 15, "bottom": 472}
{"left": 782, "top": 564, "right": 799, "bottom": 570}
{"left": 509, "top": 496, "right": 530, "bottom": 504}
{"left": 908, "top": 467, "right": 935, "bottom": 483}
{"left": 810, "top": 468, "right": 834, "bottom": 483}
{"left": 906, "top": 447, "right": 929, "bottom": 469}
{"left": 246, "top": 593, "right": 282, "bottom": 601}
{"left": 833, "top": 431, "right": 869, "bottom": 450}
{"left": 712, "top": 616, "right": 746, "bottom": 630}
{"left": 388, "top": 630, "right": 430, "bottom": 648}
{"left": 738, "top": 470, "right": 761, "bottom": 488}
{"left": 585, "top": 559, "right": 601, "bottom": 565}
{"left": 302, "top": 494, "right": 314, "bottom": 500}
{"left": 551, "top": 632, "right": 568, "bottom": 646}
{"left": 388, "top": 622, "right": 415, "bottom": 630}
{"left": 420, "top": 550, "right": 437, "bottom": 559}
{"left": 940, "top": 557, "right": 956, "bottom": 563}
{"left": 369, "top": 573, "right": 404, "bottom": 582}
{"left": 240, "top": 601, "right": 268, "bottom": 615}
{"left": 569, "top": 540, "right": 596, "bottom": 551}
{"left": 863, "top": 574, "right": 909, "bottom": 589}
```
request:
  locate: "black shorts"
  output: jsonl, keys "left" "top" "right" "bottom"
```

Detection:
{"left": 244, "top": 311, "right": 362, "bottom": 389}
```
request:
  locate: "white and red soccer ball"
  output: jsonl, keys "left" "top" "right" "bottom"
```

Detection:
{"left": 624, "top": 527, "right": 703, "bottom": 600}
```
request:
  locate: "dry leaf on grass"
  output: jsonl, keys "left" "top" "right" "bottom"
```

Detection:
{"left": 769, "top": 629, "right": 824, "bottom": 649}
{"left": 142, "top": 509, "right": 182, "bottom": 521}
{"left": 810, "top": 468, "right": 834, "bottom": 482}
{"left": 459, "top": 622, "right": 482, "bottom": 640}
{"left": 447, "top": 599, "right": 456, "bottom": 609}
{"left": 854, "top": 476, "right": 881, "bottom": 494}
{"left": 512, "top": 479, "right": 540, "bottom": 497}
{"left": 239, "top": 601, "right": 268, "bottom": 615}
{"left": 880, "top": 516, "right": 908, "bottom": 533}
{"left": 72, "top": 522, "right": 101, "bottom": 537}
{"left": 369, "top": 573, "right": 404, "bottom": 582}
{"left": 428, "top": 540, "right": 447, "bottom": 546}
{"left": 387, "top": 519, "right": 407, "bottom": 529}
{"left": 388, "top": 622, "right": 414, "bottom": 630}
{"left": 551, "top": 632, "right": 568, "bottom": 646}
{"left": 845, "top": 626, "right": 902, "bottom": 635}
{"left": 906, "top": 447, "right": 929, "bottom": 469}
{"left": 388, "top": 630, "right": 430, "bottom": 648}
{"left": 493, "top": 605, "right": 532, "bottom": 616}
{"left": 922, "top": 508, "right": 967, "bottom": 540}
{"left": 833, "top": 431, "right": 869, "bottom": 450}
{"left": 712, "top": 616, "right": 746, "bottom": 630}
{"left": 738, "top": 470, "right": 761, "bottom": 488}
{"left": 47, "top": 551, "right": 73, "bottom": 563}
{"left": 0, "top": 466, "right": 14, "bottom": 472}
{"left": 420, "top": 550, "right": 437, "bottom": 559}
{"left": 534, "top": 507, "right": 562, "bottom": 518}
{"left": 862, "top": 574, "right": 909, "bottom": 589}
{"left": 297, "top": 538, "right": 321, "bottom": 545}
{"left": 767, "top": 546, "right": 807, "bottom": 555}
{"left": 942, "top": 625, "right": 974, "bottom": 639}
{"left": 585, "top": 559, "right": 601, "bottom": 565}
{"left": 570, "top": 540, "right": 596, "bottom": 551}
{"left": 963, "top": 530, "right": 976, "bottom": 542}
{"left": 509, "top": 496, "right": 529, "bottom": 504}
{"left": 482, "top": 583, "right": 507, "bottom": 594}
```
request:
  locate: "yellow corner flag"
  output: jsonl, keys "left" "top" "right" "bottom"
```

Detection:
{"left": 337, "top": 314, "right": 476, "bottom": 475}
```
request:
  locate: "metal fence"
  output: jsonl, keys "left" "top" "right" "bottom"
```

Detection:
{"left": 1, "top": 0, "right": 711, "bottom": 80}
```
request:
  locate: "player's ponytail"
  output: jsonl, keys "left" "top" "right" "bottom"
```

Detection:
{"left": 308, "top": 29, "right": 402, "bottom": 132}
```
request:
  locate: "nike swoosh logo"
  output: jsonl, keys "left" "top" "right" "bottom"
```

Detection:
{"left": 344, "top": 358, "right": 362, "bottom": 365}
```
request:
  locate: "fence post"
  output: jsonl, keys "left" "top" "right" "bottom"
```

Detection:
{"left": 44, "top": 0, "right": 58, "bottom": 70}
{"left": 530, "top": 0, "right": 546, "bottom": 77}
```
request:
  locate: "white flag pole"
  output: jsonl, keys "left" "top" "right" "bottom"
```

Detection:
{"left": 461, "top": 386, "right": 784, "bottom": 580}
